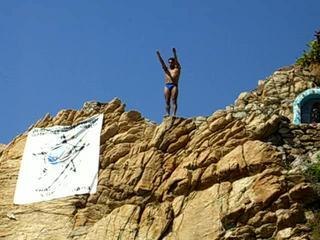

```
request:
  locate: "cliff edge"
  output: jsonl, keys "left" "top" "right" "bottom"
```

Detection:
{"left": 1, "top": 63, "right": 320, "bottom": 240}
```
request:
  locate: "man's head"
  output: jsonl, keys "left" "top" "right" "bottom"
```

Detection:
{"left": 168, "top": 57, "right": 176, "bottom": 69}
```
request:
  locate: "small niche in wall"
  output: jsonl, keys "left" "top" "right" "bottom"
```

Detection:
{"left": 293, "top": 88, "right": 320, "bottom": 124}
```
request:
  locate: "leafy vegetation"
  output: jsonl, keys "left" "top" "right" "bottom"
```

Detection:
{"left": 306, "top": 156, "right": 320, "bottom": 182}
{"left": 309, "top": 211, "right": 320, "bottom": 240}
{"left": 304, "top": 154, "right": 320, "bottom": 239}
{"left": 296, "top": 40, "right": 320, "bottom": 67}
{"left": 305, "top": 153, "right": 320, "bottom": 196}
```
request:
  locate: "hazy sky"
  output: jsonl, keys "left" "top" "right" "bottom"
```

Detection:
{"left": 0, "top": 1, "right": 319, "bottom": 143}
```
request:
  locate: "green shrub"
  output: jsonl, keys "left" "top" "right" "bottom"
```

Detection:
{"left": 304, "top": 154, "right": 320, "bottom": 199}
{"left": 304, "top": 157, "right": 320, "bottom": 239}
{"left": 310, "top": 211, "right": 320, "bottom": 239}
{"left": 306, "top": 159, "right": 320, "bottom": 182}
{"left": 296, "top": 40, "right": 320, "bottom": 67}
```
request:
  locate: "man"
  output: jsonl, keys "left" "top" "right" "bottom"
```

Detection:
{"left": 156, "top": 48, "right": 181, "bottom": 116}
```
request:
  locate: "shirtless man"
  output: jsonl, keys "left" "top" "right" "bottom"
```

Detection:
{"left": 156, "top": 48, "right": 181, "bottom": 116}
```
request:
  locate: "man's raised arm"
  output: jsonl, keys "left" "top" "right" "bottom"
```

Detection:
{"left": 156, "top": 51, "right": 168, "bottom": 71}
{"left": 172, "top": 48, "right": 181, "bottom": 68}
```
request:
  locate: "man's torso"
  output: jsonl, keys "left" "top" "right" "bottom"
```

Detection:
{"left": 165, "top": 67, "right": 180, "bottom": 85}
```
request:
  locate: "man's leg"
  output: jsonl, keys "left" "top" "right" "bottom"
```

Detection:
{"left": 171, "top": 86, "right": 179, "bottom": 116}
{"left": 164, "top": 86, "right": 171, "bottom": 116}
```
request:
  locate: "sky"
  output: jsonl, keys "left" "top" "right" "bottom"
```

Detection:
{"left": 0, "top": 1, "right": 319, "bottom": 144}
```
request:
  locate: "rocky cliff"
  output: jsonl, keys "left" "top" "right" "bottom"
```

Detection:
{"left": 1, "top": 63, "right": 320, "bottom": 240}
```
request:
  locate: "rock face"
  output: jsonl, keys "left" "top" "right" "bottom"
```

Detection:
{"left": 1, "top": 64, "right": 320, "bottom": 240}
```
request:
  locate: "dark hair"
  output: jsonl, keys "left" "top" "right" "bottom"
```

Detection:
{"left": 168, "top": 57, "right": 175, "bottom": 63}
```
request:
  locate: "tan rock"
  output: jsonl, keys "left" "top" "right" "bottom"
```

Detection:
{"left": 171, "top": 195, "right": 185, "bottom": 217}
{"left": 136, "top": 202, "right": 173, "bottom": 240}
{"left": 148, "top": 117, "right": 175, "bottom": 148}
{"left": 209, "top": 116, "right": 232, "bottom": 132}
{"left": 33, "top": 113, "right": 53, "bottom": 128}
{"left": 246, "top": 114, "right": 281, "bottom": 138}
{"left": 119, "top": 110, "right": 142, "bottom": 122}
{"left": 288, "top": 183, "right": 317, "bottom": 205}
{"left": 101, "top": 143, "right": 131, "bottom": 167}
{"left": 251, "top": 171, "right": 283, "bottom": 208}
{"left": 165, "top": 182, "right": 229, "bottom": 240}
{"left": 255, "top": 223, "right": 276, "bottom": 239}
{"left": 112, "top": 132, "right": 140, "bottom": 144}
{"left": 103, "top": 98, "right": 123, "bottom": 113}
{"left": 275, "top": 227, "right": 293, "bottom": 240}
{"left": 248, "top": 211, "right": 277, "bottom": 228}
{"left": 199, "top": 163, "right": 219, "bottom": 187}
{"left": 134, "top": 151, "right": 164, "bottom": 194}
{"left": 0, "top": 144, "right": 6, "bottom": 156}
{"left": 223, "top": 225, "right": 255, "bottom": 240}
{"left": 82, "top": 204, "right": 140, "bottom": 240}
{"left": 167, "top": 134, "right": 189, "bottom": 153}
{"left": 216, "top": 140, "right": 280, "bottom": 181}
{"left": 208, "top": 109, "right": 227, "bottom": 122}
{"left": 294, "top": 80, "right": 311, "bottom": 94}
{"left": 158, "top": 121, "right": 195, "bottom": 152}
{"left": 0, "top": 65, "right": 319, "bottom": 240}
{"left": 100, "top": 123, "right": 119, "bottom": 143}
{"left": 276, "top": 203, "right": 306, "bottom": 230}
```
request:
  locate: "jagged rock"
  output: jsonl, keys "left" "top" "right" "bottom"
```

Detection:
{"left": 100, "top": 123, "right": 119, "bottom": 143}
{"left": 209, "top": 115, "right": 232, "bottom": 132}
{"left": 135, "top": 202, "right": 173, "bottom": 240}
{"left": 246, "top": 114, "right": 281, "bottom": 138}
{"left": 276, "top": 227, "right": 294, "bottom": 239}
{"left": 247, "top": 211, "right": 277, "bottom": 228}
{"left": 288, "top": 183, "right": 317, "bottom": 204}
{"left": 0, "top": 144, "right": 6, "bottom": 157}
{"left": 216, "top": 140, "right": 281, "bottom": 181}
{"left": 82, "top": 204, "right": 140, "bottom": 240}
{"left": 223, "top": 225, "right": 256, "bottom": 240}
{"left": 119, "top": 110, "right": 142, "bottom": 122}
{"left": 1, "top": 64, "right": 320, "bottom": 239}
{"left": 255, "top": 223, "right": 276, "bottom": 238}
{"left": 276, "top": 203, "right": 306, "bottom": 230}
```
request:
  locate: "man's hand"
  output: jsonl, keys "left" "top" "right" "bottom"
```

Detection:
{"left": 156, "top": 50, "right": 163, "bottom": 61}
{"left": 157, "top": 50, "right": 164, "bottom": 59}
{"left": 172, "top": 48, "right": 179, "bottom": 66}
{"left": 156, "top": 50, "right": 167, "bottom": 70}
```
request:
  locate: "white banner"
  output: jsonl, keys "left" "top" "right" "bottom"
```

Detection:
{"left": 14, "top": 114, "right": 103, "bottom": 204}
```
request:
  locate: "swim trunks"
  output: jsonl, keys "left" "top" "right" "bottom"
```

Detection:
{"left": 165, "top": 83, "right": 177, "bottom": 91}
